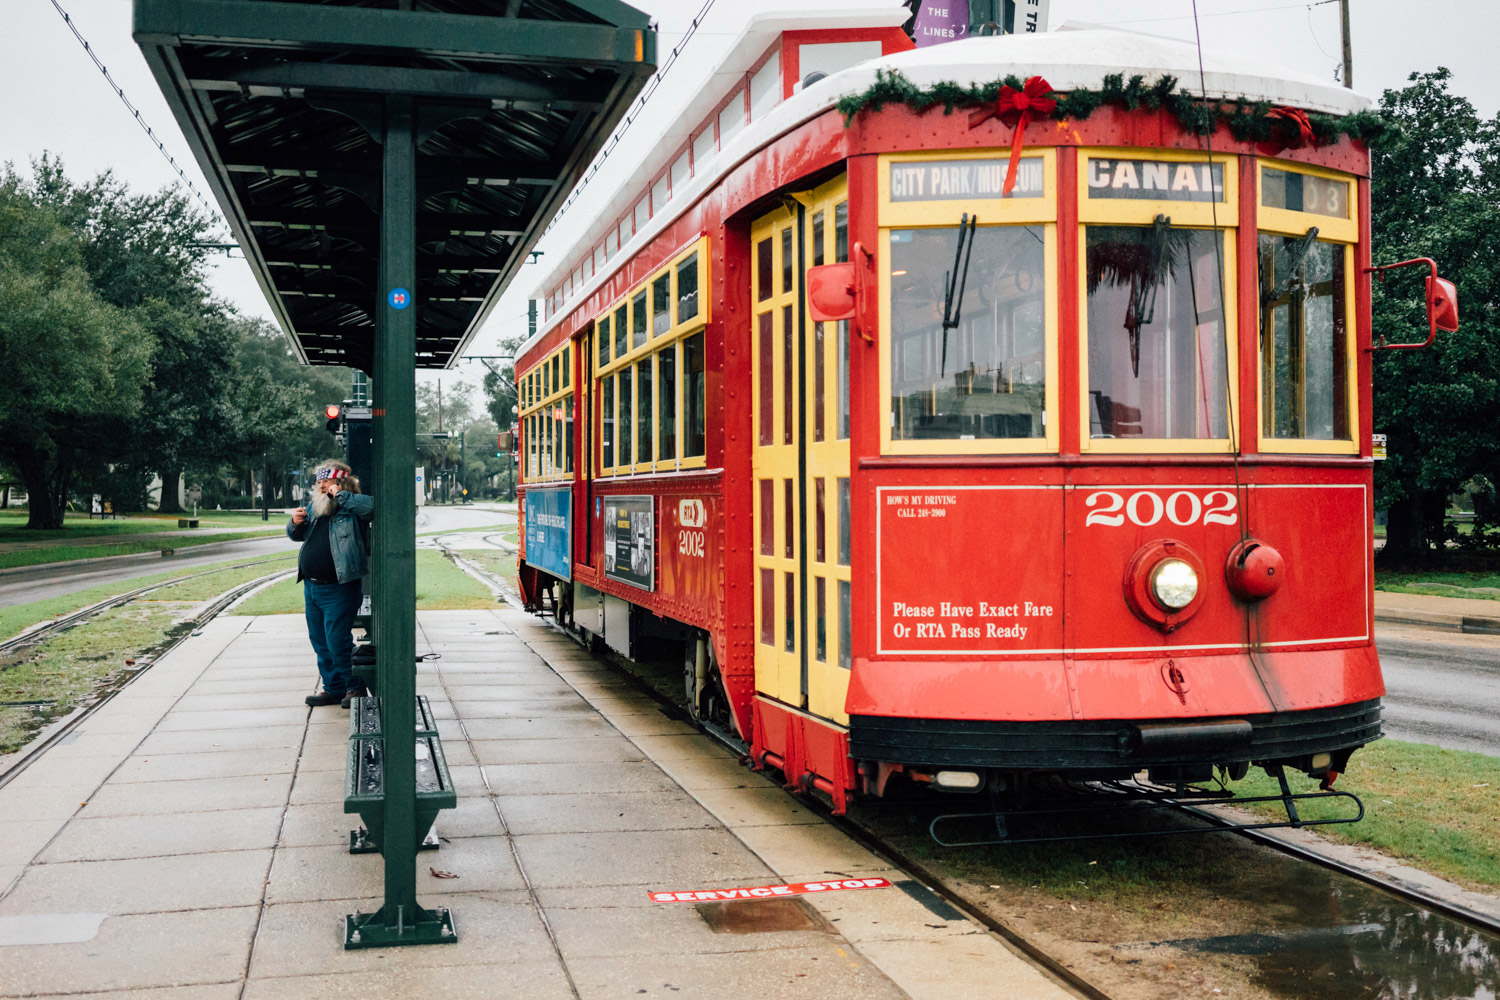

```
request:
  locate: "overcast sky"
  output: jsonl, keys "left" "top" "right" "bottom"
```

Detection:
{"left": 5, "top": 0, "right": 1496, "bottom": 394}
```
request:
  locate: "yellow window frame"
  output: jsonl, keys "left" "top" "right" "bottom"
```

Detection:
{"left": 879, "top": 147, "right": 1058, "bottom": 228}
{"left": 876, "top": 149, "right": 1060, "bottom": 456}
{"left": 1255, "top": 159, "right": 1358, "bottom": 455}
{"left": 592, "top": 236, "right": 710, "bottom": 477}
{"left": 518, "top": 342, "right": 574, "bottom": 482}
{"left": 1078, "top": 147, "right": 1239, "bottom": 227}
{"left": 1076, "top": 148, "right": 1239, "bottom": 454}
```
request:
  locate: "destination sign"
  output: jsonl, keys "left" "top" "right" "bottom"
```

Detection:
{"left": 1086, "top": 158, "right": 1224, "bottom": 202}
{"left": 890, "top": 157, "right": 1044, "bottom": 201}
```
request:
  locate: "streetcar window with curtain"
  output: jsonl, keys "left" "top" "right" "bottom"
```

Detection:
{"left": 838, "top": 320, "right": 851, "bottom": 440}
{"left": 1260, "top": 235, "right": 1348, "bottom": 440}
{"left": 814, "top": 321, "right": 826, "bottom": 442}
{"left": 781, "top": 228, "right": 794, "bottom": 294}
{"left": 614, "top": 304, "right": 627, "bottom": 358}
{"left": 618, "top": 367, "right": 633, "bottom": 466}
{"left": 685, "top": 332, "right": 706, "bottom": 457}
{"left": 837, "top": 477, "right": 850, "bottom": 565}
{"left": 835, "top": 201, "right": 848, "bottom": 262}
{"left": 598, "top": 316, "right": 610, "bottom": 368}
{"left": 652, "top": 273, "right": 671, "bottom": 336}
{"left": 631, "top": 290, "right": 647, "bottom": 350}
{"left": 759, "top": 479, "right": 773, "bottom": 555}
{"left": 888, "top": 225, "right": 1047, "bottom": 441}
{"left": 636, "top": 357, "right": 653, "bottom": 464}
{"left": 601, "top": 378, "right": 614, "bottom": 470}
{"left": 1085, "top": 225, "right": 1228, "bottom": 439}
{"left": 756, "top": 239, "right": 772, "bottom": 301}
{"left": 677, "top": 253, "right": 699, "bottom": 322}
{"left": 838, "top": 580, "right": 851, "bottom": 669}
{"left": 659, "top": 345, "right": 677, "bottom": 460}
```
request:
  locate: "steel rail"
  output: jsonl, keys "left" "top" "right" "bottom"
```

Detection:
{"left": 0, "top": 565, "right": 295, "bottom": 790}
{"left": 442, "top": 550, "right": 1500, "bottom": 976}
{"left": 0, "top": 556, "right": 293, "bottom": 656}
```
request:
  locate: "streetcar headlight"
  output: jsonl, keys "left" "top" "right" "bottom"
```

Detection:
{"left": 1150, "top": 559, "right": 1199, "bottom": 610}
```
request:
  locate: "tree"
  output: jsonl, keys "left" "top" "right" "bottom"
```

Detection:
{"left": 0, "top": 173, "right": 153, "bottom": 528}
{"left": 1369, "top": 70, "right": 1500, "bottom": 563}
{"left": 28, "top": 157, "right": 234, "bottom": 514}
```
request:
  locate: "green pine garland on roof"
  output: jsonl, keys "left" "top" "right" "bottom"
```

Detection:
{"left": 835, "top": 69, "right": 1384, "bottom": 146}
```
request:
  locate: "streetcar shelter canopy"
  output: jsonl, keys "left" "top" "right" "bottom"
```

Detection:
{"left": 136, "top": 0, "right": 658, "bottom": 370}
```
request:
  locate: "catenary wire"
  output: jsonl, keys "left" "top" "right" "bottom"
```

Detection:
{"left": 47, "top": 0, "right": 223, "bottom": 225}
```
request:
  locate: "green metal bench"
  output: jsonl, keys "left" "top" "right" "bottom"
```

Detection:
{"left": 345, "top": 696, "right": 453, "bottom": 855}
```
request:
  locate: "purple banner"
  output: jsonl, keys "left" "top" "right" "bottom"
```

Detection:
{"left": 913, "top": 0, "right": 968, "bottom": 48}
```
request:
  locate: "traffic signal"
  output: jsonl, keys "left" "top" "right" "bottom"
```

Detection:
{"left": 324, "top": 403, "right": 342, "bottom": 434}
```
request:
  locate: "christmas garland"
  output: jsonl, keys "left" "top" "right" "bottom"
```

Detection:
{"left": 836, "top": 69, "right": 1384, "bottom": 147}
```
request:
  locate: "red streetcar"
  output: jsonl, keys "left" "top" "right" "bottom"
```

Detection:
{"left": 512, "top": 15, "right": 1453, "bottom": 836}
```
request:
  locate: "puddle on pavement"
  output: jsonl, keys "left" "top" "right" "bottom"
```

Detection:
{"left": 1128, "top": 863, "right": 1500, "bottom": 1000}
{"left": 695, "top": 898, "right": 829, "bottom": 934}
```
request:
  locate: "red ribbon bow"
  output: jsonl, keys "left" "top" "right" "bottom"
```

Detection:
{"left": 968, "top": 76, "right": 1057, "bottom": 197}
{"left": 1263, "top": 106, "right": 1316, "bottom": 153}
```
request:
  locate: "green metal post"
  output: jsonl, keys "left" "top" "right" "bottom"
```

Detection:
{"left": 345, "top": 93, "right": 455, "bottom": 948}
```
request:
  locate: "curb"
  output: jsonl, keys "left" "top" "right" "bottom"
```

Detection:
{"left": 1374, "top": 609, "right": 1500, "bottom": 636}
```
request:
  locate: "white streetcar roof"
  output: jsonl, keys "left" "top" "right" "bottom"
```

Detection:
{"left": 522, "top": 20, "right": 1372, "bottom": 356}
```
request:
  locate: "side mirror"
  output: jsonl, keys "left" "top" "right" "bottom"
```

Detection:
{"left": 1428, "top": 275, "right": 1459, "bottom": 332}
{"left": 807, "top": 262, "right": 856, "bottom": 321}
{"left": 1367, "top": 257, "right": 1458, "bottom": 350}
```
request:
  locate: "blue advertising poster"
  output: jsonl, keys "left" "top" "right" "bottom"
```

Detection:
{"left": 523, "top": 487, "right": 571, "bottom": 581}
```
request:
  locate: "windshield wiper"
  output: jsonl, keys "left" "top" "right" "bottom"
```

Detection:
{"left": 940, "top": 213, "right": 978, "bottom": 376}
{"left": 1260, "top": 225, "right": 1321, "bottom": 310}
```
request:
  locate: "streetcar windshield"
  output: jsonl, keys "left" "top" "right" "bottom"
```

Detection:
{"left": 888, "top": 224, "right": 1047, "bottom": 442}
{"left": 1085, "top": 224, "right": 1229, "bottom": 440}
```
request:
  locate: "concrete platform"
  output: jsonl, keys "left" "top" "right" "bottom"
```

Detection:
{"left": 0, "top": 609, "right": 1074, "bottom": 1000}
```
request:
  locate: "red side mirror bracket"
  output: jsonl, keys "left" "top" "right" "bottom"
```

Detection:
{"left": 1365, "top": 257, "right": 1459, "bottom": 350}
{"left": 806, "top": 243, "right": 876, "bottom": 345}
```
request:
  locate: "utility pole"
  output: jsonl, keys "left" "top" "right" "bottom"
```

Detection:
{"left": 1339, "top": 0, "right": 1353, "bottom": 89}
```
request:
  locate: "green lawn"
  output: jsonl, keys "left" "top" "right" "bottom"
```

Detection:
{"left": 1229, "top": 739, "right": 1500, "bottom": 888}
{"left": 1374, "top": 567, "right": 1500, "bottom": 601}
{"left": 0, "top": 553, "right": 295, "bottom": 643}
{"left": 233, "top": 550, "right": 495, "bottom": 615}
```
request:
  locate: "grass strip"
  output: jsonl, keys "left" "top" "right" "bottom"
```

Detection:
{"left": 1375, "top": 568, "right": 1500, "bottom": 602}
{"left": 1227, "top": 739, "right": 1500, "bottom": 888}
{"left": 0, "top": 530, "right": 286, "bottom": 570}
{"left": 234, "top": 549, "right": 495, "bottom": 616}
{"left": 0, "top": 553, "right": 296, "bottom": 643}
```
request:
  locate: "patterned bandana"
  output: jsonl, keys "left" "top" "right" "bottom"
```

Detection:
{"left": 315, "top": 467, "right": 348, "bottom": 482}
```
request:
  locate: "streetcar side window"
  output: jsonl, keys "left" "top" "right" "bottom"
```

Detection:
{"left": 888, "top": 225, "right": 1048, "bottom": 443}
{"left": 1257, "top": 161, "right": 1357, "bottom": 453}
{"left": 618, "top": 366, "right": 633, "bottom": 466}
{"left": 677, "top": 253, "right": 699, "bottom": 322}
{"left": 614, "top": 304, "right": 628, "bottom": 358}
{"left": 600, "top": 377, "right": 615, "bottom": 471}
{"left": 598, "top": 315, "right": 610, "bottom": 368}
{"left": 1085, "top": 225, "right": 1229, "bottom": 440}
{"left": 636, "top": 357, "right": 653, "bottom": 464}
{"left": 659, "top": 345, "right": 677, "bottom": 461}
{"left": 685, "top": 332, "right": 706, "bottom": 458}
{"left": 631, "top": 290, "right": 647, "bottom": 350}
{"left": 653, "top": 273, "right": 671, "bottom": 336}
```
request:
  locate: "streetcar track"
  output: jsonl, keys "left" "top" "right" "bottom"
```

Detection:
{"left": 0, "top": 563, "right": 296, "bottom": 790}
{"left": 441, "top": 543, "right": 1500, "bottom": 991}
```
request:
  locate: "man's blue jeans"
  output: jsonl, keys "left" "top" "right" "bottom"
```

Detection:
{"left": 304, "top": 579, "right": 362, "bottom": 696}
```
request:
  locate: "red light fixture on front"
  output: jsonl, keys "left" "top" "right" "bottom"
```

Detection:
{"left": 1225, "top": 538, "right": 1284, "bottom": 602}
{"left": 1123, "top": 539, "right": 1207, "bottom": 633}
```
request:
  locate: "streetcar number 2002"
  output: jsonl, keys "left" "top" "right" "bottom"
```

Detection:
{"left": 1083, "top": 489, "right": 1238, "bottom": 528}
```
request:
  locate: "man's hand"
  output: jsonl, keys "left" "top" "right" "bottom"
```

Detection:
{"left": 291, "top": 507, "right": 307, "bottom": 525}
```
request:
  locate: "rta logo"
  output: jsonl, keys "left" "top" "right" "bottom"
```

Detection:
{"left": 678, "top": 498, "right": 706, "bottom": 528}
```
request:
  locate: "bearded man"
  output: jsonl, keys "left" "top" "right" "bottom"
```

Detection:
{"left": 287, "top": 460, "right": 374, "bottom": 707}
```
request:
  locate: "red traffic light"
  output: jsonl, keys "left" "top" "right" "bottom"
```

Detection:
{"left": 325, "top": 404, "right": 342, "bottom": 420}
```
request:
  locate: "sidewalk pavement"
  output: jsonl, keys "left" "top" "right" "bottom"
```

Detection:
{"left": 0, "top": 609, "right": 1072, "bottom": 1000}
{"left": 1374, "top": 590, "right": 1500, "bottom": 635}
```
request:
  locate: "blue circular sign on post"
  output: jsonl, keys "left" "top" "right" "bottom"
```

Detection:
{"left": 388, "top": 287, "right": 411, "bottom": 310}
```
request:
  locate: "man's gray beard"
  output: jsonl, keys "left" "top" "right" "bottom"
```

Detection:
{"left": 310, "top": 491, "right": 337, "bottom": 519}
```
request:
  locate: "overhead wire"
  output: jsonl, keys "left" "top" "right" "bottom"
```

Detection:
{"left": 545, "top": 0, "right": 721, "bottom": 233}
{"left": 47, "top": 0, "right": 224, "bottom": 228}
